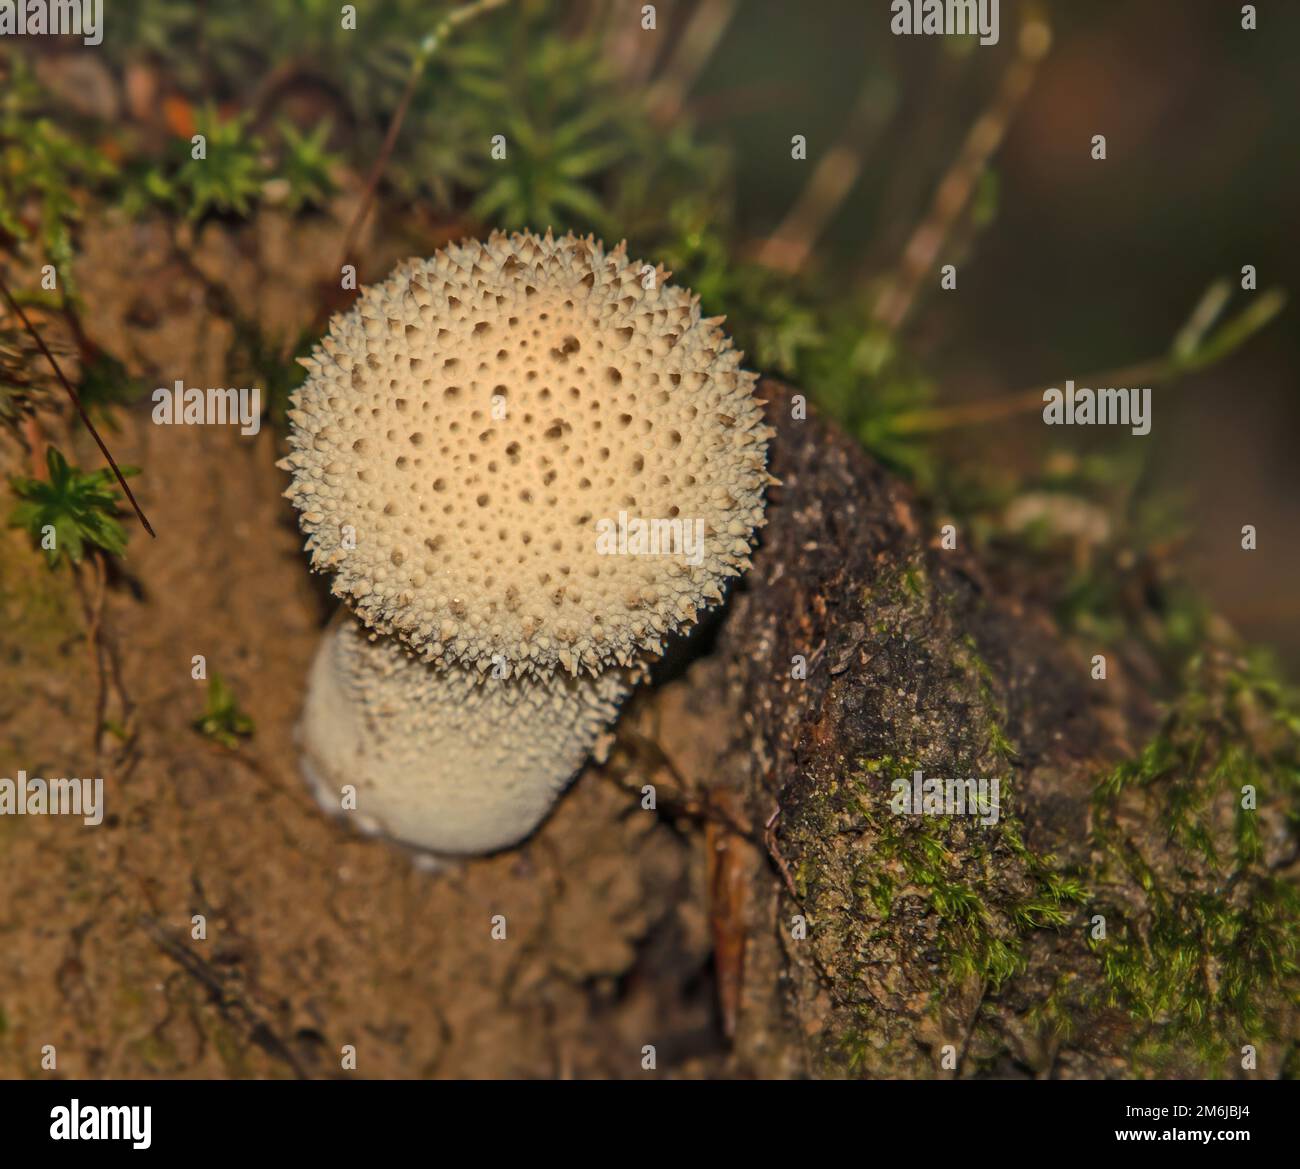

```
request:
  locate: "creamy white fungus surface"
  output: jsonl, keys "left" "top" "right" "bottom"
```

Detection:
{"left": 299, "top": 614, "right": 632, "bottom": 856}
{"left": 282, "top": 230, "right": 771, "bottom": 677}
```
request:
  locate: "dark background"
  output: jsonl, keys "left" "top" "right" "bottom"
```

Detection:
{"left": 702, "top": 0, "right": 1298, "bottom": 667}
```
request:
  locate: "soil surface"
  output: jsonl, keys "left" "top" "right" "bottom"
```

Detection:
{"left": 0, "top": 206, "right": 722, "bottom": 1079}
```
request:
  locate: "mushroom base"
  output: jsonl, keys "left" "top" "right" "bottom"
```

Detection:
{"left": 296, "top": 614, "right": 632, "bottom": 860}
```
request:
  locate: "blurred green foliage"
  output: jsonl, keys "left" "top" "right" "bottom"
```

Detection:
{"left": 193, "top": 671, "right": 256, "bottom": 749}
{"left": 0, "top": 58, "right": 117, "bottom": 295}
{"left": 120, "top": 109, "right": 344, "bottom": 220}
{"left": 7, "top": 446, "right": 138, "bottom": 567}
{"left": 164, "top": 107, "right": 265, "bottom": 220}
{"left": 274, "top": 120, "right": 340, "bottom": 213}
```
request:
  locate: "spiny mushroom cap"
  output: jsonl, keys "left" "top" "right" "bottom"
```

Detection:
{"left": 299, "top": 614, "right": 631, "bottom": 856}
{"left": 282, "top": 230, "right": 772, "bottom": 678}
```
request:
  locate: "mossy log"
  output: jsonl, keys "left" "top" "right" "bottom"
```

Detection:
{"left": 639, "top": 379, "right": 1299, "bottom": 1079}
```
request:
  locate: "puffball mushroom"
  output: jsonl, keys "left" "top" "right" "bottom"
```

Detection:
{"left": 283, "top": 229, "right": 773, "bottom": 860}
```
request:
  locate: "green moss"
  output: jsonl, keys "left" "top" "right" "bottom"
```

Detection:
{"left": 130, "top": 1030, "right": 178, "bottom": 1070}
{"left": 850, "top": 767, "right": 1083, "bottom": 991}
{"left": 209, "top": 1015, "right": 251, "bottom": 1078}
{"left": 954, "top": 634, "right": 1019, "bottom": 763}
{"left": 1088, "top": 651, "right": 1300, "bottom": 1073}
{"left": 786, "top": 537, "right": 1294, "bottom": 1077}
{"left": 788, "top": 552, "right": 1101, "bottom": 1075}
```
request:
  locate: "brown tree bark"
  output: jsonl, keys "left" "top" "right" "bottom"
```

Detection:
{"left": 613, "top": 378, "right": 1297, "bottom": 1079}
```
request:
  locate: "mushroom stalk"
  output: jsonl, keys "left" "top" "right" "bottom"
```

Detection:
{"left": 299, "top": 613, "right": 631, "bottom": 858}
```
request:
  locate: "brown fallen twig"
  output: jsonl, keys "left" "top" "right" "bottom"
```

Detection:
{"left": 872, "top": 16, "right": 1051, "bottom": 331}
{"left": 891, "top": 286, "right": 1287, "bottom": 434}
{"left": 753, "top": 76, "right": 896, "bottom": 274}
{"left": 140, "top": 914, "right": 313, "bottom": 1080}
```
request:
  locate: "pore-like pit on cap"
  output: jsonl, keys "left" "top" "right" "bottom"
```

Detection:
{"left": 282, "top": 230, "right": 772, "bottom": 677}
